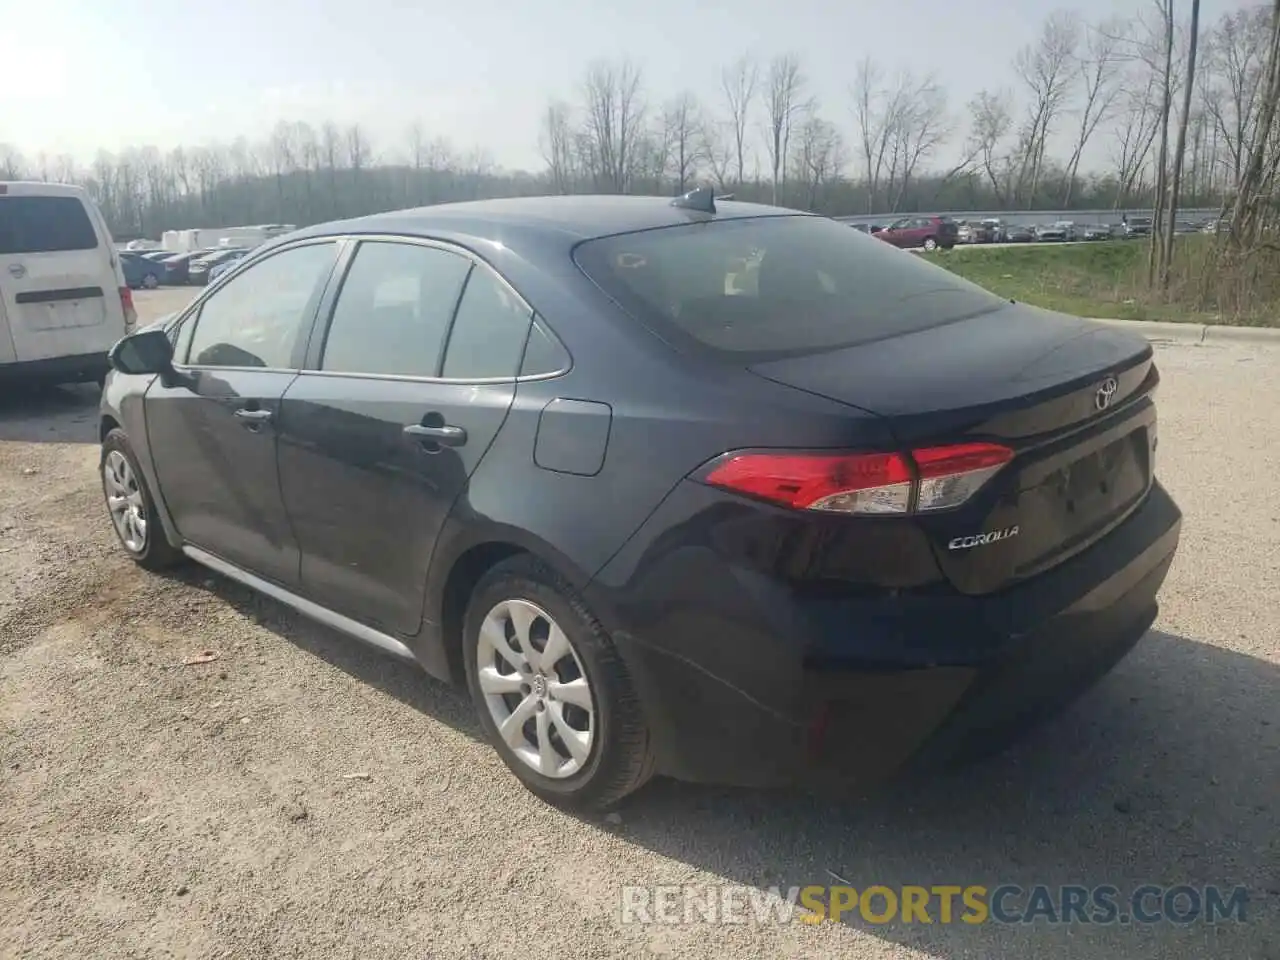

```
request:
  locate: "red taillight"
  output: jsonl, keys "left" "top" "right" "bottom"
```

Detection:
{"left": 702, "top": 442, "right": 1014, "bottom": 516}
{"left": 118, "top": 286, "right": 137, "bottom": 329}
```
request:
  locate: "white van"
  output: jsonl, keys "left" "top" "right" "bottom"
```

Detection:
{"left": 0, "top": 181, "right": 137, "bottom": 386}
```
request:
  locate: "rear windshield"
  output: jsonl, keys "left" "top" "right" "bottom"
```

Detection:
{"left": 0, "top": 195, "right": 99, "bottom": 255}
{"left": 573, "top": 215, "right": 1005, "bottom": 360}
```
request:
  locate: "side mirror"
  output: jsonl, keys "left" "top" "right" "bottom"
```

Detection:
{"left": 109, "top": 327, "right": 174, "bottom": 376}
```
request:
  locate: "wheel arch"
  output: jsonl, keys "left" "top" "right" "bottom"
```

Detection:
{"left": 100, "top": 414, "right": 122, "bottom": 443}
{"left": 425, "top": 525, "right": 602, "bottom": 686}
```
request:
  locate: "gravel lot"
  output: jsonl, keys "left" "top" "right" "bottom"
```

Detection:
{"left": 1, "top": 289, "right": 1277, "bottom": 959}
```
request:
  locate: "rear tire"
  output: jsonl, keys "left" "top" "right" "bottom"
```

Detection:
{"left": 463, "top": 555, "right": 654, "bottom": 810}
{"left": 100, "top": 428, "right": 183, "bottom": 571}
{"left": 923, "top": 237, "right": 939, "bottom": 252}
{"left": 143, "top": 274, "right": 159, "bottom": 290}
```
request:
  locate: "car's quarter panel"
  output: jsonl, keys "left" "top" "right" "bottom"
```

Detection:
{"left": 588, "top": 476, "right": 1181, "bottom": 787}
{"left": 275, "top": 375, "right": 516, "bottom": 636}
{"left": 144, "top": 369, "right": 303, "bottom": 584}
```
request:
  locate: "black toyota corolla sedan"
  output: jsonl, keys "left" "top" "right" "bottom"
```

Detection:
{"left": 98, "top": 191, "right": 1181, "bottom": 809}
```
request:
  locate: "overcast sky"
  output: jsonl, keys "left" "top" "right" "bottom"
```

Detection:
{"left": 0, "top": 0, "right": 1260, "bottom": 174}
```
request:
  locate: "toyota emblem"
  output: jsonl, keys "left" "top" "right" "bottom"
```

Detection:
{"left": 1095, "top": 377, "right": 1119, "bottom": 411}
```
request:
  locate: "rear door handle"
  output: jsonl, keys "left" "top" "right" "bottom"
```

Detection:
{"left": 234, "top": 408, "right": 273, "bottom": 422}
{"left": 403, "top": 423, "right": 467, "bottom": 446}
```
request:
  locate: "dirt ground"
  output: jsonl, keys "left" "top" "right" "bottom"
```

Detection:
{"left": 1, "top": 290, "right": 1277, "bottom": 959}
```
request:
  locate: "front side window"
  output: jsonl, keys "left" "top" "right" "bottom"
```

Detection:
{"left": 441, "top": 265, "right": 533, "bottom": 380}
{"left": 186, "top": 242, "right": 337, "bottom": 369}
{"left": 0, "top": 196, "right": 98, "bottom": 254}
{"left": 320, "top": 240, "right": 471, "bottom": 378}
{"left": 574, "top": 215, "right": 1006, "bottom": 361}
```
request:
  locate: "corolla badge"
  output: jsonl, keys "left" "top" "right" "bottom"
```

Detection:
{"left": 947, "top": 525, "right": 1020, "bottom": 550}
{"left": 1095, "top": 376, "right": 1119, "bottom": 411}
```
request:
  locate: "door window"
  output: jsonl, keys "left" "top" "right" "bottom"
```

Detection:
{"left": 320, "top": 240, "right": 471, "bottom": 378}
{"left": 185, "top": 242, "right": 338, "bottom": 369}
{"left": 441, "top": 265, "right": 534, "bottom": 380}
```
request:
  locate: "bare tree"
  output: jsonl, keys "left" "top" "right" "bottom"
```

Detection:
{"left": 663, "top": 92, "right": 703, "bottom": 193}
{"left": 699, "top": 122, "right": 734, "bottom": 191}
{"left": 791, "top": 115, "right": 845, "bottom": 209}
{"left": 1012, "top": 10, "right": 1082, "bottom": 206}
{"left": 764, "top": 53, "right": 809, "bottom": 204}
{"left": 884, "top": 76, "right": 952, "bottom": 211}
{"left": 1147, "top": 0, "right": 1176, "bottom": 285}
{"left": 721, "top": 55, "right": 759, "bottom": 187}
{"left": 0, "top": 145, "right": 25, "bottom": 179}
{"left": 1108, "top": 69, "right": 1164, "bottom": 205}
{"left": 538, "top": 101, "right": 578, "bottom": 194}
{"left": 1062, "top": 19, "right": 1126, "bottom": 205}
{"left": 1159, "top": 0, "right": 1202, "bottom": 286}
{"left": 851, "top": 57, "right": 897, "bottom": 212}
{"left": 1202, "top": 4, "right": 1272, "bottom": 188}
{"left": 967, "top": 90, "right": 1015, "bottom": 204}
{"left": 1227, "top": 0, "right": 1280, "bottom": 247}
{"left": 580, "top": 59, "right": 647, "bottom": 193}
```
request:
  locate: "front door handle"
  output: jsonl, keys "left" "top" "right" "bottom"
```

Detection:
{"left": 234, "top": 408, "right": 273, "bottom": 423}
{"left": 403, "top": 423, "right": 467, "bottom": 446}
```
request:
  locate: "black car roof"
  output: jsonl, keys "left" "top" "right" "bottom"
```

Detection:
{"left": 284, "top": 195, "right": 811, "bottom": 250}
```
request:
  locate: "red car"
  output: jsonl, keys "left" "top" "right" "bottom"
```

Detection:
{"left": 873, "top": 215, "right": 959, "bottom": 251}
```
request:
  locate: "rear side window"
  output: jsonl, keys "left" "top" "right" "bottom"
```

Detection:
{"left": 0, "top": 196, "right": 99, "bottom": 254}
{"left": 441, "top": 265, "right": 533, "bottom": 380}
{"left": 320, "top": 240, "right": 471, "bottom": 378}
{"left": 573, "top": 215, "right": 1005, "bottom": 360}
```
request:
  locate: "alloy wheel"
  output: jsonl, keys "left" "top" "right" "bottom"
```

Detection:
{"left": 475, "top": 598, "right": 595, "bottom": 779}
{"left": 104, "top": 450, "right": 147, "bottom": 552}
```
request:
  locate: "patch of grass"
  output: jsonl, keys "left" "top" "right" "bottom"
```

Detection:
{"left": 931, "top": 238, "right": 1280, "bottom": 327}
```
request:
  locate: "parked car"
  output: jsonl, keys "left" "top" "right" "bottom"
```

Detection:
{"left": 1005, "top": 224, "right": 1036, "bottom": 243}
{"left": 1202, "top": 219, "right": 1229, "bottom": 235}
{"left": 1080, "top": 224, "right": 1114, "bottom": 241}
{"left": 1034, "top": 222, "right": 1073, "bottom": 242}
{"left": 141, "top": 250, "right": 177, "bottom": 262}
{"left": 0, "top": 180, "right": 136, "bottom": 387}
{"left": 956, "top": 221, "right": 980, "bottom": 244}
{"left": 188, "top": 248, "right": 249, "bottom": 286}
{"left": 206, "top": 253, "right": 249, "bottom": 284}
{"left": 873, "top": 215, "right": 958, "bottom": 251}
{"left": 98, "top": 190, "right": 1181, "bottom": 810}
{"left": 159, "top": 249, "right": 216, "bottom": 285}
{"left": 1122, "top": 217, "right": 1152, "bottom": 238}
{"left": 119, "top": 251, "right": 165, "bottom": 289}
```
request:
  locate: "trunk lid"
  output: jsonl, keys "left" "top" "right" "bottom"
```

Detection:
{"left": 749, "top": 303, "right": 1159, "bottom": 595}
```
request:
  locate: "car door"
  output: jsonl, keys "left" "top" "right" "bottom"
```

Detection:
{"left": 879, "top": 218, "right": 910, "bottom": 247}
{"left": 143, "top": 239, "right": 341, "bottom": 586}
{"left": 276, "top": 238, "right": 534, "bottom": 635}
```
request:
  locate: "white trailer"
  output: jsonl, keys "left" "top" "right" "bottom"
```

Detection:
{"left": 160, "top": 224, "right": 297, "bottom": 252}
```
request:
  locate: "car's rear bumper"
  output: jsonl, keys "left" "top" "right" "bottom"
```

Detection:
{"left": 596, "top": 481, "right": 1181, "bottom": 789}
{"left": 0, "top": 352, "right": 110, "bottom": 386}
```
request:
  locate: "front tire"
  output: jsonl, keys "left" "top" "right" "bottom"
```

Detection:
{"left": 100, "top": 428, "right": 183, "bottom": 571}
{"left": 143, "top": 273, "right": 159, "bottom": 289}
{"left": 463, "top": 555, "right": 654, "bottom": 810}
